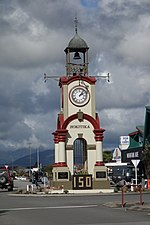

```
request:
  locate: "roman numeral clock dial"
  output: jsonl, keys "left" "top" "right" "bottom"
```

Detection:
{"left": 69, "top": 85, "right": 90, "bottom": 107}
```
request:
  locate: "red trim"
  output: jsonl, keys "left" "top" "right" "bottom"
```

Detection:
{"left": 53, "top": 129, "right": 68, "bottom": 142}
{"left": 94, "top": 129, "right": 105, "bottom": 141}
{"left": 59, "top": 75, "right": 96, "bottom": 87}
{"left": 62, "top": 113, "right": 101, "bottom": 130}
{"left": 128, "top": 131, "right": 138, "bottom": 136}
{"left": 53, "top": 162, "right": 67, "bottom": 167}
{"left": 95, "top": 161, "right": 105, "bottom": 166}
{"left": 136, "top": 126, "right": 144, "bottom": 135}
{"left": 52, "top": 163, "right": 59, "bottom": 167}
{"left": 52, "top": 132, "right": 59, "bottom": 144}
{"left": 57, "top": 113, "right": 64, "bottom": 129}
{"left": 54, "top": 113, "right": 105, "bottom": 142}
{"left": 96, "top": 113, "right": 100, "bottom": 127}
{"left": 57, "top": 129, "right": 68, "bottom": 142}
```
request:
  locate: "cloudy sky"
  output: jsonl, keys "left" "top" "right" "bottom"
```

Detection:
{"left": 0, "top": 0, "right": 150, "bottom": 153}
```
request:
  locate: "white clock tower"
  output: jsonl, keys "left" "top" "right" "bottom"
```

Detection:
{"left": 52, "top": 18, "right": 109, "bottom": 189}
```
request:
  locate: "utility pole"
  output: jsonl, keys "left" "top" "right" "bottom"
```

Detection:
{"left": 28, "top": 142, "right": 32, "bottom": 177}
{"left": 37, "top": 147, "right": 40, "bottom": 170}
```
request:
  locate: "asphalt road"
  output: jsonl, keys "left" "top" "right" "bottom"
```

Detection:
{"left": 0, "top": 181, "right": 150, "bottom": 225}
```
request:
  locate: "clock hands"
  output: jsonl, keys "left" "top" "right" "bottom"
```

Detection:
{"left": 70, "top": 86, "right": 89, "bottom": 106}
{"left": 79, "top": 91, "right": 84, "bottom": 97}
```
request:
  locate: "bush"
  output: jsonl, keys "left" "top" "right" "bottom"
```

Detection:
{"left": 64, "top": 189, "right": 68, "bottom": 194}
{"left": 114, "top": 187, "right": 119, "bottom": 193}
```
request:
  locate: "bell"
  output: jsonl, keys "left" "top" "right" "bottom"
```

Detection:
{"left": 73, "top": 52, "right": 81, "bottom": 60}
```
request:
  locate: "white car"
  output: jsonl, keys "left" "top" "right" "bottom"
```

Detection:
{"left": 15, "top": 176, "right": 27, "bottom": 181}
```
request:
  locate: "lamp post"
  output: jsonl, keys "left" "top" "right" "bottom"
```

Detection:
{"left": 37, "top": 147, "right": 40, "bottom": 170}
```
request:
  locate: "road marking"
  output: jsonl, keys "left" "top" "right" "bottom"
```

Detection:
{"left": 0, "top": 204, "right": 98, "bottom": 211}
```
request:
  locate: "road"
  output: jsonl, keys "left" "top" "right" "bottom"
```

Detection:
{"left": 0, "top": 181, "right": 150, "bottom": 225}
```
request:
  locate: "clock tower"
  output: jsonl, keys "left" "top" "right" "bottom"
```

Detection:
{"left": 52, "top": 18, "right": 109, "bottom": 189}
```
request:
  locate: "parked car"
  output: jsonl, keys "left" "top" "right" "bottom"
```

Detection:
{"left": 0, "top": 166, "right": 14, "bottom": 191}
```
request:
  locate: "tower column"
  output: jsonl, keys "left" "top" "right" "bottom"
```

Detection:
{"left": 96, "top": 141, "right": 103, "bottom": 162}
{"left": 57, "top": 129, "right": 68, "bottom": 167}
{"left": 52, "top": 132, "right": 59, "bottom": 165}
{"left": 94, "top": 129, "right": 105, "bottom": 166}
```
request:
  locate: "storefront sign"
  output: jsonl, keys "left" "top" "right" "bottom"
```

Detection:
{"left": 127, "top": 151, "right": 139, "bottom": 158}
{"left": 121, "top": 147, "right": 142, "bottom": 163}
{"left": 120, "top": 136, "right": 130, "bottom": 145}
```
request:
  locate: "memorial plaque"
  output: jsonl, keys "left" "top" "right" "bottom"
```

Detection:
{"left": 96, "top": 171, "right": 106, "bottom": 179}
{"left": 58, "top": 172, "right": 68, "bottom": 179}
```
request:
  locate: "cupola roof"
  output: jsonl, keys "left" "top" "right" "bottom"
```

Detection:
{"left": 64, "top": 17, "right": 89, "bottom": 53}
{"left": 68, "top": 33, "right": 88, "bottom": 50}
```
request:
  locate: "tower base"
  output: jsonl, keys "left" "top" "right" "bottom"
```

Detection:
{"left": 52, "top": 166, "right": 70, "bottom": 182}
{"left": 93, "top": 165, "right": 108, "bottom": 180}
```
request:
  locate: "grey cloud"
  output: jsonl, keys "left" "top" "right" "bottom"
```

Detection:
{"left": 0, "top": 0, "right": 150, "bottom": 151}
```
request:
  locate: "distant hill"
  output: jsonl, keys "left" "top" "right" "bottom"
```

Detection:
{"left": 0, "top": 148, "right": 35, "bottom": 164}
{"left": 13, "top": 149, "right": 55, "bottom": 167}
{"left": 0, "top": 148, "right": 54, "bottom": 167}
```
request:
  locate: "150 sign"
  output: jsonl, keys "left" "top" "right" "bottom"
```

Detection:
{"left": 73, "top": 175, "right": 92, "bottom": 190}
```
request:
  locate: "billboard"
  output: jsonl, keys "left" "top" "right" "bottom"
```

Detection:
{"left": 120, "top": 136, "right": 130, "bottom": 145}
{"left": 113, "top": 148, "right": 121, "bottom": 162}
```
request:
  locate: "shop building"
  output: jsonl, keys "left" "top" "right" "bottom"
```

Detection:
{"left": 121, "top": 106, "right": 150, "bottom": 178}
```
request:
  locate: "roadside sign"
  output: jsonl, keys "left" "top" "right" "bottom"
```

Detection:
{"left": 131, "top": 160, "right": 140, "bottom": 168}
{"left": 5, "top": 165, "right": 8, "bottom": 170}
{"left": 131, "top": 160, "right": 140, "bottom": 186}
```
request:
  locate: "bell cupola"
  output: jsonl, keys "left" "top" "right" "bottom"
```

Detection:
{"left": 64, "top": 17, "right": 89, "bottom": 77}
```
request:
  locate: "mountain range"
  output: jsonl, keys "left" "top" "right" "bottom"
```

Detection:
{"left": 0, "top": 148, "right": 55, "bottom": 167}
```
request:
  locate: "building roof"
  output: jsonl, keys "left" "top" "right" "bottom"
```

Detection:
{"left": 145, "top": 105, "right": 150, "bottom": 110}
{"left": 128, "top": 125, "right": 144, "bottom": 136}
{"left": 136, "top": 126, "right": 144, "bottom": 135}
{"left": 128, "top": 131, "right": 138, "bottom": 136}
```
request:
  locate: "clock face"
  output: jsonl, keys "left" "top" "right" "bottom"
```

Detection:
{"left": 69, "top": 86, "right": 90, "bottom": 106}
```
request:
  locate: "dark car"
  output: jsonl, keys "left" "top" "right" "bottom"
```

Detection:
{"left": 0, "top": 166, "right": 14, "bottom": 191}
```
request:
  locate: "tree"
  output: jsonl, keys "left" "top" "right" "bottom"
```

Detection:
{"left": 43, "top": 164, "right": 53, "bottom": 178}
{"left": 142, "top": 144, "right": 150, "bottom": 178}
{"left": 103, "top": 151, "right": 113, "bottom": 163}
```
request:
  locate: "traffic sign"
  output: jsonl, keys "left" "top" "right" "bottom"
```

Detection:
{"left": 131, "top": 159, "right": 140, "bottom": 168}
{"left": 131, "top": 160, "right": 140, "bottom": 186}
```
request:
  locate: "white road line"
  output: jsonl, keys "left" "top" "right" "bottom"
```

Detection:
{"left": 0, "top": 204, "right": 98, "bottom": 211}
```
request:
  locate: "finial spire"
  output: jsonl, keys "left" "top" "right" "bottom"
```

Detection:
{"left": 74, "top": 15, "right": 78, "bottom": 34}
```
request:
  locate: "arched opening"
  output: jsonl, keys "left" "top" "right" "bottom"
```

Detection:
{"left": 73, "top": 138, "right": 87, "bottom": 174}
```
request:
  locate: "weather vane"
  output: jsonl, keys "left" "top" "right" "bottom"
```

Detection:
{"left": 75, "top": 15, "right": 78, "bottom": 34}
{"left": 94, "top": 73, "right": 110, "bottom": 82}
{"left": 43, "top": 73, "right": 110, "bottom": 83}
{"left": 43, "top": 73, "right": 60, "bottom": 82}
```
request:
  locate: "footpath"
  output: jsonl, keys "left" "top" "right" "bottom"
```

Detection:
{"left": 103, "top": 201, "right": 150, "bottom": 213}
